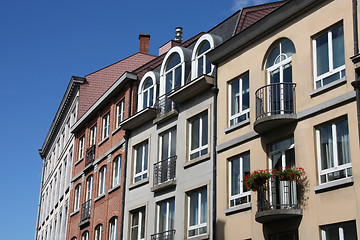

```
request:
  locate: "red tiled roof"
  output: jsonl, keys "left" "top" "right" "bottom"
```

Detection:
{"left": 78, "top": 52, "right": 156, "bottom": 118}
{"left": 235, "top": 1, "right": 286, "bottom": 34}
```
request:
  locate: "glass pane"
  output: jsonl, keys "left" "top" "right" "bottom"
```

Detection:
{"left": 267, "top": 44, "right": 280, "bottom": 68}
{"left": 149, "top": 88, "right": 154, "bottom": 107}
{"left": 166, "top": 53, "right": 181, "bottom": 71}
{"left": 282, "top": 39, "right": 296, "bottom": 58}
{"left": 198, "top": 57, "right": 204, "bottom": 77}
{"left": 202, "top": 115, "right": 208, "bottom": 146}
{"left": 169, "top": 200, "right": 175, "bottom": 230}
{"left": 243, "top": 154, "right": 250, "bottom": 192}
{"left": 320, "top": 125, "right": 334, "bottom": 170}
{"left": 141, "top": 210, "right": 145, "bottom": 238}
{"left": 144, "top": 143, "right": 148, "bottom": 171}
{"left": 332, "top": 25, "right": 345, "bottom": 69}
{"left": 272, "top": 152, "right": 282, "bottom": 170}
{"left": 171, "top": 130, "right": 176, "bottom": 157}
{"left": 316, "top": 33, "right": 329, "bottom": 76}
{"left": 231, "top": 80, "right": 240, "bottom": 115}
{"left": 343, "top": 222, "right": 358, "bottom": 240}
{"left": 136, "top": 146, "right": 143, "bottom": 174}
{"left": 283, "top": 63, "right": 293, "bottom": 112}
{"left": 144, "top": 77, "right": 153, "bottom": 89}
{"left": 336, "top": 120, "right": 350, "bottom": 165}
{"left": 198, "top": 41, "right": 210, "bottom": 55}
{"left": 323, "top": 72, "right": 340, "bottom": 86}
{"left": 205, "top": 58, "right": 211, "bottom": 74}
{"left": 326, "top": 226, "right": 340, "bottom": 240}
{"left": 189, "top": 192, "right": 199, "bottom": 226}
{"left": 175, "top": 67, "right": 182, "bottom": 89}
{"left": 242, "top": 74, "right": 249, "bottom": 110}
{"left": 162, "top": 133, "right": 169, "bottom": 160}
{"left": 191, "top": 119, "right": 200, "bottom": 150}
{"left": 270, "top": 69, "right": 281, "bottom": 113}
{"left": 200, "top": 188, "right": 207, "bottom": 224}
{"left": 231, "top": 158, "right": 240, "bottom": 196}
{"left": 143, "top": 91, "right": 148, "bottom": 108}
{"left": 166, "top": 73, "right": 172, "bottom": 94}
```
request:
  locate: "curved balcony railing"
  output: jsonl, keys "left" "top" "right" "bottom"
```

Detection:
{"left": 151, "top": 229, "right": 176, "bottom": 240}
{"left": 255, "top": 82, "right": 296, "bottom": 120}
{"left": 153, "top": 156, "right": 177, "bottom": 186}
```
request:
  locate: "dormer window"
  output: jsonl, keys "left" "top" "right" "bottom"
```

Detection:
{"left": 196, "top": 41, "right": 211, "bottom": 77}
{"left": 165, "top": 53, "right": 182, "bottom": 93}
{"left": 138, "top": 72, "right": 158, "bottom": 111}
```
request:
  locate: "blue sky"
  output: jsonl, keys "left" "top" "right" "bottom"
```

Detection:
{"left": 0, "top": 0, "right": 274, "bottom": 239}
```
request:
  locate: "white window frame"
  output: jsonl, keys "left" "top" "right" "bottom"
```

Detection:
{"left": 102, "top": 113, "right": 110, "bottom": 140}
{"left": 188, "top": 112, "right": 208, "bottom": 160}
{"left": 187, "top": 187, "right": 207, "bottom": 238}
{"left": 194, "top": 41, "right": 211, "bottom": 78}
{"left": 133, "top": 140, "right": 149, "bottom": 183}
{"left": 74, "top": 184, "right": 81, "bottom": 211}
{"left": 228, "top": 73, "right": 250, "bottom": 126}
{"left": 113, "top": 155, "right": 121, "bottom": 187}
{"left": 130, "top": 207, "right": 146, "bottom": 240}
{"left": 78, "top": 136, "right": 85, "bottom": 160}
{"left": 82, "top": 231, "right": 89, "bottom": 240}
{"left": 95, "top": 224, "right": 103, "bottom": 240}
{"left": 159, "top": 128, "right": 176, "bottom": 161}
{"left": 313, "top": 24, "right": 345, "bottom": 89}
{"left": 116, "top": 100, "right": 125, "bottom": 128}
{"left": 109, "top": 217, "right": 118, "bottom": 240}
{"left": 98, "top": 166, "right": 107, "bottom": 196}
{"left": 156, "top": 198, "right": 175, "bottom": 234}
{"left": 138, "top": 72, "right": 158, "bottom": 111}
{"left": 316, "top": 119, "right": 352, "bottom": 184}
{"left": 90, "top": 125, "right": 97, "bottom": 146}
{"left": 228, "top": 152, "right": 251, "bottom": 208}
{"left": 86, "top": 175, "right": 93, "bottom": 201}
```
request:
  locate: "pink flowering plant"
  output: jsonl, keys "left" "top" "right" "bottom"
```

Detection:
{"left": 243, "top": 169, "right": 272, "bottom": 191}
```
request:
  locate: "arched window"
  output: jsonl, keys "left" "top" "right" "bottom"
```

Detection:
{"left": 86, "top": 175, "right": 93, "bottom": 201}
{"left": 74, "top": 184, "right": 81, "bottom": 211}
{"left": 82, "top": 231, "right": 89, "bottom": 240}
{"left": 109, "top": 217, "right": 118, "bottom": 240}
{"left": 95, "top": 224, "right": 103, "bottom": 240}
{"left": 195, "top": 41, "right": 211, "bottom": 77}
{"left": 112, "top": 155, "right": 121, "bottom": 187}
{"left": 165, "top": 53, "right": 182, "bottom": 93}
{"left": 265, "top": 38, "right": 296, "bottom": 115}
{"left": 98, "top": 166, "right": 106, "bottom": 196}
{"left": 138, "top": 72, "right": 158, "bottom": 111}
{"left": 71, "top": 237, "right": 77, "bottom": 240}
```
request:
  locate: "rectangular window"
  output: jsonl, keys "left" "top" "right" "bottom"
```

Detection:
{"left": 156, "top": 198, "right": 175, "bottom": 235}
{"left": 316, "top": 119, "right": 351, "bottom": 184}
{"left": 113, "top": 156, "right": 121, "bottom": 187}
{"left": 189, "top": 113, "right": 208, "bottom": 160}
{"left": 321, "top": 221, "right": 357, "bottom": 240}
{"left": 90, "top": 125, "right": 97, "bottom": 146}
{"left": 74, "top": 184, "right": 81, "bottom": 211}
{"left": 187, "top": 187, "right": 207, "bottom": 238}
{"left": 228, "top": 73, "right": 250, "bottom": 126}
{"left": 109, "top": 217, "right": 118, "bottom": 240}
{"left": 159, "top": 128, "right": 176, "bottom": 161}
{"left": 78, "top": 136, "right": 85, "bottom": 160}
{"left": 133, "top": 141, "right": 149, "bottom": 183}
{"left": 116, "top": 100, "right": 125, "bottom": 128}
{"left": 313, "top": 24, "right": 345, "bottom": 88}
{"left": 130, "top": 207, "right": 146, "bottom": 240}
{"left": 229, "top": 152, "right": 251, "bottom": 207}
{"left": 98, "top": 166, "right": 107, "bottom": 196}
{"left": 102, "top": 113, "right": 110, "bottom": 140}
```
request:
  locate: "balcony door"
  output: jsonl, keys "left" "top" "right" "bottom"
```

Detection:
{"left": 156, "top": 198, "right": 175, "bottom": 238}
{"left": 269, "top": 137, "right": 296, "bottom": 208}
{"left": 86, "top": 175, "right": 93, "bottom": 201}
{"left": 158, "top": 129, "right": 176, "bottom": 184}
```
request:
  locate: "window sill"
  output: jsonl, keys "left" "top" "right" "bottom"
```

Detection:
{"left": 224, "top": 202, "right": 251, "bottom": 215}
{"left": 74, "top": 158, "right": 83, "bottom": 166}
{"left": 184, "top": 153, "right": 210, "bottom": 169}
{"left": 151, "top": 179, "right": 177, "bottom": 192}
{"left": 129, "top": 178, "right": 149, "bottom": 190}
{"left": 314, "top": 176, "right": 354, "bottom": 193}
{"left": 70, "top": 210, "right": 79, "bottom": 217}
{"left": 309, "top": 77, "right": 347, "bottom": 97}
{"left": 112, "top": 126, "right": 121, "bottom": 135}
{"left": 94, "top": 193, "right": 105, "bottom": 202}
{"left": 98, "top": 136, "right": 109, "bottom": 147}
{"left": 108, "top": 184, "right": 121, "bottom": 194}
{"left": 186, "top": 233, "right": 209, "bottom": 240}
{"left": 224, "top": 118, "right": 250, "bottom": 134}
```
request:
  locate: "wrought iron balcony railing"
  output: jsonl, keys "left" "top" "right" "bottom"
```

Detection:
{"left": 80, "top": 199, "right": 91, "bottom": 222}
{"left": 151, "top": 229, "right": 176, "bottom": 240}
{"left": 85, "top": 145, "right": 95, "bottom": 167}
{"left": 154, "top": 94, "right": 177, "bottom": 117}
{"left": 257, "top": 178, "right": 299, "bottom": 212}
{"left": 153, "top": 156, "right": 177, "bottom": 186}
{"left": 255, "top": 82, "right": 296, "bottom": 120}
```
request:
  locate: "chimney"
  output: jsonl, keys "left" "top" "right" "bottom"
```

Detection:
{"left": 139, "top": 33, "right": 150, "bottom": 54}
{"left": 175, "top": 27, "right": 183, "bottom": 43}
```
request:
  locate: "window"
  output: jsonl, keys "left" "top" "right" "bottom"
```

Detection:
{"left": 321, "top": 221, "right": 357, "bottom": 240}
{"left": 78, "top": 136, "right": 85, "bottom": 160}
{"left": 130, "top": 207, "right": 146, "bottom": 240}
{"left": 228, "top": 152, "right": 250, "bottom": 207}
{"left": 164, "top": 53, "right": 182, "bottom": 94}
{"left": 95, "top": 224, "right": 103, "bottom": 240}
{"left": 86, "top": 175, "right": 93, "bottom": 201}
{"left": 142, "top": 78, "right": 154, "bottom": 108}
{"left": 82, "top": 231, "right": 89, "bottom": 240}
{"left": 109, "top": 217, "right": 118, "bottom": 240}
{"left": 316, "top": 119, "right": 351, "bottom": 184}
{"left": 133, "top": 140, "right": 148, "bottom": 183}
{"left": 71, "top": 238, "right": 77, "bottom": 240}
{"left": 187, "top": 187, "right": 207, "bottom": 238}
{"left": 102, "top": 113, "right": 110, "bottom": 140}
{"left": 74, "top": 184, "right": 81, "bottom": 211}
{"left": 156, "top": 198, "right": 175, "bottom": 235}
{"left": 116, "top": 100, "right": 125, "bottom": 128}
{"left": 98, "top": 166, "right": 107, "bottom": 196}
{"left": 90, "top": 125, "right": 97, "bottom": 146}
{"left": 189, "top": 113, "right": 208, "bottom": 160}
{"left": 313, "top": 24, "right": 345, "bottom": 88}
{"left": 228, "top": 73, "right": 249, "bottom": 126}
{"left": 269, "top": 231, "right": 298, "bottom": 240}
{"left": 113, "top": 155, "right": 121, "bottom": 187}
{"left": 195, "top": 41, "right": 211, "bottom": 78}
{"left": 159, "top": 128, "right": 176, "bottom": 162}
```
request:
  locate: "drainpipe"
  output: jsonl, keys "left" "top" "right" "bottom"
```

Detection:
{"left": 120, "top": 130, "right": 130, "bottom": 240}
{"left": 211, "top": 66, "right": 219, "bottom": 240}
{"left": 34, "top": 158, "right": 46, "bottom": 240}
{"left": 351, "top": 0, "right": 360, "bottom": 144}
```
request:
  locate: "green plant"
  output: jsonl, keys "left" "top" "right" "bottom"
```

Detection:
{"left": 243, "top": 169, "right": 272, "bottom": 191}
{"left": 272, "top": 166, "right": 307, "bottom": 184}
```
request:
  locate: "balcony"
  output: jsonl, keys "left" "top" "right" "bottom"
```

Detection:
{"left": 151, "top": 230, "right": 176, "bottom": 240}
{"left": 254, "top": 82, "right": 297, "bottom": 133}
{"left": 121, "top": 107, "right": 157, "bottom": 130}
{"left": 151, "top": 156, "right": 176, "bottom": 192}
{"left": 79, "top": 199, "right": 91, "bottom": 226}
{"left": 85, "top": 145, "right": 95, "bottom": 167}
{"left": 255, "top": 179, "right": 302, "bottom": 224}
{"left": 153, "top": 94, "right": 178, "bottom": 124}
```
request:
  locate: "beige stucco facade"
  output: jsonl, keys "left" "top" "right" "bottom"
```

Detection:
{"left": 214, "top": 0, "right": 360, "bottom": 239}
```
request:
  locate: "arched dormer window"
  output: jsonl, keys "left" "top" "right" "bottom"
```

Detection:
{"left": 138, "top": 71, "right": 159, "bottom": 111}
{"left": 264, "top": 38, "right": 296, "bottom": 115}
{"left": 160, "top": 46, "right": 191, "bottom": 96}
{"left": 191, "top": 34, "right": 222, "bottom": 80}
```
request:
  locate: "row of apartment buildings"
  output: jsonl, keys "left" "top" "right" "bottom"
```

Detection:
{"left": 35, "top": 0, "right": 360, "bottom": 239}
